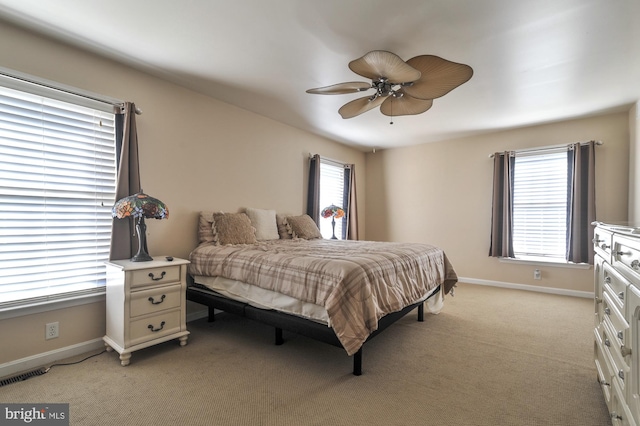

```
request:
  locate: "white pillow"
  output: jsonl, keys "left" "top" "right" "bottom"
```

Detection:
{"left": 245, "top": 208, "right": 279, "bottom": 241}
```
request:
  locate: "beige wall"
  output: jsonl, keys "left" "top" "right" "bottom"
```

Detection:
{"left": 0, "top": 21, "right": 365, "bottom": 365}
{"left": 365, "top": 112, "right": 630, "bottom": 293}
{"left": 629, "top": 102, "right": 640, "bottom": 221}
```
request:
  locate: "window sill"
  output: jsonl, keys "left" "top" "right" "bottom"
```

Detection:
{"left": 498, "top": 256, "right": 591, "bottom": 269}
{"left": 0, "top": 291, "right": 105, "bottom": 320}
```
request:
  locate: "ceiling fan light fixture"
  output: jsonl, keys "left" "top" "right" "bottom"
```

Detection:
{"left": 306, "top": 50, "right": 472, "bottom": 119}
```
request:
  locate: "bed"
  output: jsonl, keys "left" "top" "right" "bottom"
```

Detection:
{"left": 186, "top": 210, "right": 458, "bottom": 375}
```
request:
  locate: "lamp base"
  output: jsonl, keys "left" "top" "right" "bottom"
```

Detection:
{"left": 331, "top": 217, "right": 337, "bottom": 239}
{"left": 131, "top": 217, "right": 153, "bottom": 262}
{"left": 131, "top": 252, "right": 153, "bottom": 262}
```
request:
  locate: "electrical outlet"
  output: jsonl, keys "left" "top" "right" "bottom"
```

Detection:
{"left": 45, "top": 322, "right": 59, "bottom": 340}
{"left": 534, "top": 269, "right": 541, "bottom": 280}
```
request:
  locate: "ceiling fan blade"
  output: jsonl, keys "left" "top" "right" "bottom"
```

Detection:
{"left": 402, "top": 55, "right": 473, "bottom": 100}
{"left": 339, "top": 95, "right": 387, "bottom": 119}
{"left": 379, "top": 93, "right": 433, "bottom": 117}
{"left": 349, "top": 50, "right": 421, "bottom": 83}
{"left": 306, "top": 81, "right": 372, "bottom": 95}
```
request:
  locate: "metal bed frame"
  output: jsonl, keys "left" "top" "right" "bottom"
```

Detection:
{"left": 186, "top": 283, "right": 439, "bottom": 375}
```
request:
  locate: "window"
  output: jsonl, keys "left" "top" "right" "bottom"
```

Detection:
{"left": 319, "top": 159, "right": 346, "bottom": 239}
{"left": 0, "top": 77, "right": 118, "bottom": 308}
{"left": 512, "top": 150, "right": 568, "bottom": 261}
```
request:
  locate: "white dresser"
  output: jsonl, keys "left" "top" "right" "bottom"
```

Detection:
{"left": 594, "top": 223, "right": 640, "bottom": 425}
{"left": 103, "top": 257, "right": 190, "bottom": 366}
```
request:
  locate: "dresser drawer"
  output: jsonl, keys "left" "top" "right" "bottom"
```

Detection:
{"left": 130, "top": 284, "right": 182, "bottom": 318}
{"left": 130, "top": 265, "right": 181, "bottom": 288}
{"left": 613, "top": 234, "right": 640, "bottom": 285}
{"left": 594, "top": 228, "right": 613, "bottom": 261}
{"left": 595, "top": 337, "right": 613, "bottom": 409}
{"left": 603, "top": 292, "right": 628, "bottom": 347}
{"left": 604, "top": 263, "right": 628, "bottom": 312}
{"left": 129, "top": 309, "right": 182, "bottom": 347}
{"left": 602, "top": 321, "right": 629, "bottom": 389}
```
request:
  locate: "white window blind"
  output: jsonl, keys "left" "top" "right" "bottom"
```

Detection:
{"left": 0, "top": 84, "right": 117, "bottom": 308}
{"left": 512, "top": 151, "right": 568, "bottom": 260}
{"left": 319, "top": 160, "right": 345, "bottom": 239}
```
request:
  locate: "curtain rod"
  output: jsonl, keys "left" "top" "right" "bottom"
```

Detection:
{"left": 309, "top": 153, "right": 349, "bottom": 168}
{"left": 0, "top": 67, "right": 135, "bottom": 113}
{"left": 488, "top": 140, "right": 603, "bottom": 158}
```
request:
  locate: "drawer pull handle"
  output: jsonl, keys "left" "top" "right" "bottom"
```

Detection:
{"left": 604, "top": 276, "right": 611, "bottom": 284}
{"left": 617, "top": 251, "right": 630, "bottom": 256}
{"left": 595, "top": 297, "right": 602, "bottom": 304}
{"left": 592, "top": 238, "right": 603, "bottom": 244}
{"left": 618, "top": 331, "right": 624, "bottom": 340}
{"left": 621, "top": 346, "right": 632, "bottom": 357}
{"left": 148, "top": 271, "right": 166, "bottom": 281}
{"left": 604, "top": 338, "right": 611, "bottom": 347}
{"left": 148, "top": 321, "right": 166, "bottom": 332}
{"left": 619, "top": 291, "right": 625, "bottom": 300}
{"left": 632, "top": 260, "right": 640, "bottom": 270}
{"left": 148, "top": 295, "right": 166, "bottom": 305}
{"left": 604, "top": 307, "right": 611, "bottom": 315}
{"left": 601, "top": 244, "right": 610, "bottom": 250}
{"left": 618, "top": 370, "right": 625, "bottom": 380}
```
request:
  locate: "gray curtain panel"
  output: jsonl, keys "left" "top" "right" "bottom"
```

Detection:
{"left": 344, "top": 165, "right": 359, "bottom": 240}
{"left": 306, "top": 154, "right": 321, "bottom": 224}
{"left": 489, "top": 152, "right": 514, "bottom": 258}
{"left": 109, "top": 102, "right": 142, "bottom": 260}
{"left": 566, "top": 141, "right": 596, "bottom": 264}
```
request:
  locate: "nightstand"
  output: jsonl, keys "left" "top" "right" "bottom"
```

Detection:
{"left": 103, "top": 257, "right": 190, "bottom": 366}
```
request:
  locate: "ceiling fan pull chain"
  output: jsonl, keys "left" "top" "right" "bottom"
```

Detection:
{"left": 390, "top": 100, "right": 394, "bottom": 125}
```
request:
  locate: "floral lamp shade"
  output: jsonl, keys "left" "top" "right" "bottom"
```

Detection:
{"left": 321, "top": 204, "right": 345, "bottom": 239}
{"left": 112, "top": 191, "right": 169, "bottom": 220}
{"left": 112, "top": 190, "right": 169, "bottom": 261}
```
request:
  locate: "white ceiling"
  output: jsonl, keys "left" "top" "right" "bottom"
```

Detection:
{"left": 0, "top": 0, "right": 639, "bottom": 151}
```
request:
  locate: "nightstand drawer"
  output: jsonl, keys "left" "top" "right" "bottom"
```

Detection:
{"left": 130, "top": 284, "right": 182, "bottom": 318}
{"left": 130, "top": 265, "right": 180, "bottom": 288}
{"left": 129, "top": 309, "right": 182, "bottom": 346}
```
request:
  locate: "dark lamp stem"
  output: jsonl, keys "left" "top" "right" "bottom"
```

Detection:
{"left": 331, "top": 216, "right": 337, "bottom": 240}
{"left": 131, "top": 216, "right": 153, "bottom": 262}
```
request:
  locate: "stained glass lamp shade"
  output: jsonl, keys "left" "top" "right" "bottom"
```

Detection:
{"left": 112, "top": 190, "right": 169, "bottom": 262}
{"left": 321, "top": 204, "right": 345, "bottom": 239}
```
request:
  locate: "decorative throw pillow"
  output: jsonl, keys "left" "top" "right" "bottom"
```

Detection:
{"left": 285, "top": 214, "right": 322, "bottom": 239}
{"left": 198, "top": 211, "right": 216, "bottom": 244}
{"left": 212, "top": 212, "right": 257, "bottom": 245}
{"left": 245, "top": 208, "right": 279, "bottom": 241}
{"left": 276, "top": 213, "right": 293, "bottom": 239}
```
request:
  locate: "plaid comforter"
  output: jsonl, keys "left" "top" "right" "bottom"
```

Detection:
{"left": 188, "top": 239, "right": 458, "bottom": 355}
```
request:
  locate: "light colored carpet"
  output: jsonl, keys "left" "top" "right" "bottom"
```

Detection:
{"left": 1, "top": 283, "right": 611, "bottom": 425}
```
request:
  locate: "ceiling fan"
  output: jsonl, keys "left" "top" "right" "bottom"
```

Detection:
{"left": 306, "top": 50, "right": 473, "bottom": 120}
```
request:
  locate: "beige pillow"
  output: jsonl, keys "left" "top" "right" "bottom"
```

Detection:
{"left": 212, "top": 212, "right": 257, "bottom": 245}
{"left": 276, "top": 213, "right": 293, "bottom": 239}
{"left": 285, "top": 214, "right": 322, "bottom": 239}
{"left": 245, "top": 208, "right": 279, "bottom": 241}
{"left": 198, "top": 211, "right": 216, "bottom": 244}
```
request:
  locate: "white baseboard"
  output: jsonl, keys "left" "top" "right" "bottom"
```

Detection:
{"left": 459, "top": 277, "right": 593, "bottom": 299}
{"left": 0, "top": 338, "right": 105, "bottom": 380}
